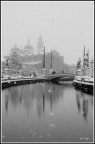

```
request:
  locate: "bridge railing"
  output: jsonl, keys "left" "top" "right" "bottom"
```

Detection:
{"left": 47, "top": 72, "right": 75, "bottom": 76}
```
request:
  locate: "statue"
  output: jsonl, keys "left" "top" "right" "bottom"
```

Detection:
{"left": 76, "top": 58, "right": 81, "bottom": 69}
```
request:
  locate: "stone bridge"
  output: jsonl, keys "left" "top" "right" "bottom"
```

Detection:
{"left": 46, "top": 73, "right": 75, "bottom": 83}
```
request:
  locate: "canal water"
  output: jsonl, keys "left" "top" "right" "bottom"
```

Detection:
{"left": 2, "top": 82, "right": 93, "bottom": 142}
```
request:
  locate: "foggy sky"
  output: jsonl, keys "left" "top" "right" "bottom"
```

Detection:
{"left": 1, "top": 1, "right": 94, "bottom": 65}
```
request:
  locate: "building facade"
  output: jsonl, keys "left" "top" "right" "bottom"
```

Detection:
{"left": 2, "top": 37, "right": 76, "bottom": 76}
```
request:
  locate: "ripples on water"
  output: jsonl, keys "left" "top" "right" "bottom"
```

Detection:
{"left": 2, "top": 82, "right": 93, "bottom": 142}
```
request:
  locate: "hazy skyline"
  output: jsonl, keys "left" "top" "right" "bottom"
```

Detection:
{"left": 1, "top": 1, "right": 94, "bottom": 64}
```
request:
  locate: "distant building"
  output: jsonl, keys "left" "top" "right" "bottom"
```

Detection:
{"left": 10, "top": 43, "right": 23, "bottom": 56}
{"left": 44, "top": 50, "right": 64, "bottom": 74}
{"left": 63, "top": 63, "right": 76, "bottom": 74}
{"left": 24, "top": 38, "right": 34, "bottom": 55}
{"left": 2, "top": 37, "right": 77, "bottom": 76}
{"left": 37, "top": 36, "right": 43, "bottom": 54}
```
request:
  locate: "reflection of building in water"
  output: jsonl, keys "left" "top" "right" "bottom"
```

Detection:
{"left": 76, "top": 91, "right": 83, "bottom": 113}
{"left": 4, "top": 83, "right": 63, "bottom": 117}
{"left": 8, "top": 87, "right": 21, "bottom": 108}
{"left": 35, "top": 84, "right": 44, "bottom": 119}
{"left": 76, "top": 91, "right": 89, "bottom": 122}
{"left": 4, "top": 87, "right": 22, "bottom": 113}
{"left": 50, "top": 92, "right": 53, "bottom": 113}
{"left": 4, "top": 85, "right": 34, "bottom": 114}
{"left": 3, "top": 88, "right": 12, "bottom": 114}
{"left": 43, "top": 94, "right": 45, "bottom": 115}
{"left": 36, "top": 83, "right": 64, "bottom": 118}
{"left": 46, "top": 83, "right": 63, "bottom": 112}
{"left": 21, "top": 85, "right": 34, "bottom": 115}
{"left": 36, "top": 98, "right": 43, "bottom": 119}
{"left": 5, "top": 94, "right": 9, "bottom": 114}
{"left": 76, "top": 93, "right": 81, "bottom": 113}
{"left": 82, "top": 99, "right": 89, "bottom": 122}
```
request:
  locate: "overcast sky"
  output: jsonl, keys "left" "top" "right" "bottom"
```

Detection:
{"left": 1, "top": 1, "right": 94, "bottom": 65}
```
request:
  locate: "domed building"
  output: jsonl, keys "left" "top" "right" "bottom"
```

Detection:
{"left": 10, "top": 43, "right": 22, "bottom": 56}
{"left": 37, "top": 36, "right": 43, "bottom": 54}
{"left": 24, "top": 38, "right": 34, "bottom": 56}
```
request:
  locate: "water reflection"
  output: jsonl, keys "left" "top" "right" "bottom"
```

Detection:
{"left": 76, "top": 90, "right": 93, "bottom": 122}
{"left": 82, "top": 99, "right": 88, "bottom": 122}
{"left": 5, "top": 94, "right": 8, "bottom": 113}
{"left": 4, "top": 83, "right": 93, "bottom": 122}
{"left": 35, "top": 82, "right": 64, "bottom": 118}
{"left": 4, "top": 87, "right": 23, "bottom": 113}
{"left": 3, "top": 83, "right": 64, "bottom": 117}
{"left": 2, "top": 83, "right": 93, "bottom": 142}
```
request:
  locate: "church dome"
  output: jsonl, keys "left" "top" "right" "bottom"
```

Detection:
{"left": 10, "top": 43, "right": 22, "bottom": 55}
{"left": 24, "top": 38, "right": 34, "bottom": 55}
